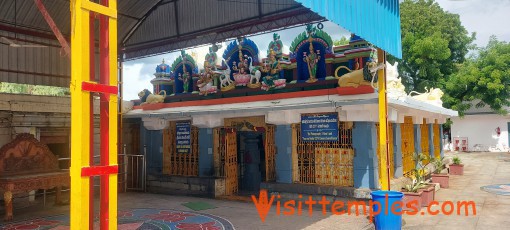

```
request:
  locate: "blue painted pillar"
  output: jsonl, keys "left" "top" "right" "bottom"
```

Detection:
{"left": 199, "top": 128, "right": 214, "bottom": 177}
{"left": 393, "top": 123, "right": 403, "bottom": 178}
{"left": 353, "top": 122, "right": 378, "bottom": 189}
{"left": 440, "top": 125, "right": 444, "bottom": 157}
{"left": 429, "top": 124, "right": 434, "bottom": 159}
{"left": 414, "top": 124, "right": 421, "bottom": 156}
{"left": 275, "top": 125, "right": 292, "bottom": 183}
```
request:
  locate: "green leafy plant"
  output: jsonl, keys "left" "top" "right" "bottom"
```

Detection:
{"left": 431, "top": 157, "right": 445, "bottom": 174}
{"left": 403, "top": 153, "right": 430, "bottom": 193}
{"left": 452, "top": 156, "right": 462, "bottom": 165}
{"left": 404, "top": 180, "right": 426, "bottom": 193}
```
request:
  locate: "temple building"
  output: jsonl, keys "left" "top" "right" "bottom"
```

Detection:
{"left": 124, "top": 29, "right": 457, "bottom": 199}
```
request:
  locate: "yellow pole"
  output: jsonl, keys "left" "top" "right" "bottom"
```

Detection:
{"left": 70, "top": 0, "right": 91, "bottom": 228}
{"left": 377, "top": 48, "right": 390, "bottom": 190}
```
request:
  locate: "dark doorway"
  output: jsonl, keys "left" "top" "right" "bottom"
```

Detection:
{"left": 237, "top": 131, "right": 265, "bottom": 195}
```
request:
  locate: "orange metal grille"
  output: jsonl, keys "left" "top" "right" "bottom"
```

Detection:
{"left": 293, "top": 122, "right": 354, "bottom": 186}
{"left": 265, "top": 125, "right": 276, "bottom": 182}
{"left": 420, "top": 119, "right": 429, "bottom": 164}
{"left": 401, "top": 117, "right": 415, "bottom": 177}
{"left": 433, "top": 121, "right": 441, "bottom": 158}
{"left": 376, "top": 123, "right": 395, "bottom": 181}
{"left": 162, "top": 121, "right": 199, "bottom": 176}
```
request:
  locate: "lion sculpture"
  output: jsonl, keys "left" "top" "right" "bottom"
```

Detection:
{"left": 138, "top": 89, "right": 166, "bottom": 105}
{"left": 386, "top": 61, "right": 406, "bottom": 98}
{"left": 335, "top": 61, "right": 385, "bottom": 88}
{"left": 409, "top": 87, "right": 444, "bottom": 107}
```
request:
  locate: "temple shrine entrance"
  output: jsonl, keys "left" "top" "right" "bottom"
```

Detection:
{"left": 214, "top": 116, "right": 276, "bottom": 196}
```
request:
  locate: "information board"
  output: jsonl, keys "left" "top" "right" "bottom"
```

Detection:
{"left": 301, "top": 113, "right": 339, "bottom": 142}
{"left": 176, "top": 121, "right": 191, "bottom": 153}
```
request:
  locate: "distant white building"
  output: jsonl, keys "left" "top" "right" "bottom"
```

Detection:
{"left": 450, "top": 102, "right": 509, "bottom": 152}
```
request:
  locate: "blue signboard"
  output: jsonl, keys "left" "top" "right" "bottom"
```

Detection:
{"left": 176, "top": 121, "right": 191, "bottom": 154}
{"left": 301, "top": 113, "right": 338, "bottom": 142}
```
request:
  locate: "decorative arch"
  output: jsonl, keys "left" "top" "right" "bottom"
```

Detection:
{"left": 171, "top": 51, "right": 199, "bottom": 94}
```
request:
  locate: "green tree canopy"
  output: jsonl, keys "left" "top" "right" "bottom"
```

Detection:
{"left": 389, "top": 0, "right": 475, "bottom": 92}
{"left": 442, "top": 37, "right": 510, "bottom": 116}
{"left": 333, "top": 36, "right": 349, "bottom": 46}
{"left": 0, "top": 82, "right": 69, "bottom": 96}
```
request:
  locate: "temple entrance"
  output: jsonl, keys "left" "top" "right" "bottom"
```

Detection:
{"left": 237, "top": 131, "right": 265, "bottom": 195}
{"left": 214, "top": 117, "right": 276, "bottom": 197}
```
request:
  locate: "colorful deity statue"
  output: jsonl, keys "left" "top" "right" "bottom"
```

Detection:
{"left": 268, "top": 33, "right": 283, "bottom": 60}
{"left": 303, "top": 25, "right": 320, "bottom": 83}
{"left": 231, "top": 37, "right": 251, "bottom": 86}
{"left": 261, "top": 50, "right": 286, "bottom": 91}
{"left": 197, "top": 61, "right": 218, "bottom": 96}
{"left": 178, "top": 66, "right": 191, "bottom": 93}
{"left": 205, "top": 46, "right": 218, "bottom": 70}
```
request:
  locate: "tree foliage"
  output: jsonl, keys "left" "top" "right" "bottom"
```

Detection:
{"left": 442, "top": 37, "right": 510, "bottom": 116}
{"left": 333, "top": 36, "right": 349, "bottom": 46}
{"left": 0, "top": 82, "right": 69, "bottom": 96}
{"left": 389, "top": 0, "right": 475, "bottom": 92}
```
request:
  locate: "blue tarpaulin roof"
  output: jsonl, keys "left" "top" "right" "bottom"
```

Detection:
{"left": 294, "top": 0, "right": 402, "bottom": 58}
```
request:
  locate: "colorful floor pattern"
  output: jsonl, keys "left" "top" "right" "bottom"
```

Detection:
{"left": 480, "top": 184, "right": 510, "bottom": 196}
{"left": 0, "top": 208, "right": 234, "bottom": 230}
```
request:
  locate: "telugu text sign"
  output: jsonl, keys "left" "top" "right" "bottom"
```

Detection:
{"left": 176, "top": 122, "right": 191, "bottom": 154}
{"left": 301, "top": 113, "right": 338, "bottom": 142}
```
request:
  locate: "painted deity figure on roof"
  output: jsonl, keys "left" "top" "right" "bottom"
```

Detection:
{"left": 268, "top": 33, "right": 283, "bottom": 60}
{"left": 205, "top": 46, "right": 218, "bottom": 70}
{"left": 178, "top": 66, "right": 191, "bottom": 93}
{"left": 232, "top": 38, "right": 249, "bottom": 75}
{"left": 154, "top": 59, "right": 172, "bottom": 77}
{"left": 303, "top": 25, "right": 320, "bottom": 83}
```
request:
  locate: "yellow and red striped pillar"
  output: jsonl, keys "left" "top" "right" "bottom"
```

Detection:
{"left": 70, "top": 0, "right": 118, "bottom": 229}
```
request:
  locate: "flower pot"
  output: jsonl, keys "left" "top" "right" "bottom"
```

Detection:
{"left": 402, "top": 191, "right": 423, "bottom": 211}
{"left": 449, "top": 164, "right": 464, "bottom": 175}
{"left": 431, "top": 173, "right": 449, "bottom": 188}
{"left": 418, "top": 185, "right": 435, "bottom": 207}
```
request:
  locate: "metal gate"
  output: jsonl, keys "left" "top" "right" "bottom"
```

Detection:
{"left": 264, "top": 125, "right": 276, "bottom": 182}
{"left": 224, "top": 128, "right": 238, "bottom": 195}
{"left": 401, "top": 116, "right": 415, "bottom": 177}
{"left": 376, "top": 123, "right": 395, "bottom": 182}
{"left": 293, "top": 122, "right": 354, "bottom": 187}
{"left": 124, "top": 147, "right": 146, "bottom": 191}
{"left": 421, "top": 118, "right": 430, "bottom": 164}
{"left": 433, "top": 121, "right": 441, "bottom": 158}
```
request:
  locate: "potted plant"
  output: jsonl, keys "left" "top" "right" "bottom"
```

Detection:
{"left": 414, "top": 153, "right": 435, "bottom": 207}
{"left": 402, "top": 178, "right": 424, "bottom": 211}
{"left": 449, "top": 156, "right": 464, "bottom": 175}
{"left": 431, "top": 156, "right": 449, "bottom": 188}
{"left": 402, "top": 153, "right": 428, "bottom": 210}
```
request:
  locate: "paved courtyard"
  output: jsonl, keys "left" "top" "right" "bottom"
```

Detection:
{"left": 1, "top": 151, "right": 509, "bottom": 229}
{"left": 403, "top": 151, "right": 510, "bottom": 230}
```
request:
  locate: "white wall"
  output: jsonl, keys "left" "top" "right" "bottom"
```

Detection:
{"left": 451, "top": 114, "right": 509, "bottom": 151}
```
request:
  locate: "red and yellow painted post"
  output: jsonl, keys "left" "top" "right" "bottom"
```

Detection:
{"left": 377, "top": 48, "right": 390, "bottom": 191}
{"left": 70, "top": 0, "right": 118, "bottom": 229}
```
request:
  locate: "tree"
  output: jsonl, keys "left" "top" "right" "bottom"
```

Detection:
{"left": 333, "top": 36, "right": 349, "bottom": 46}
{"left": 0, "top": 82, "right": 69, "bottom": 96}
{"left": 388, "top": 0, "right": 475, "bottom": 92}
{"left": 442, "top": 37, "right": 510, "bottom": 116}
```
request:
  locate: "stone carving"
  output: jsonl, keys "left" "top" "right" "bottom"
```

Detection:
{"left": 138, "top": 89, "right": 166, "bottom": 105}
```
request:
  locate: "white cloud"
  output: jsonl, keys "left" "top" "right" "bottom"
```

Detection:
{"left": 436, "top": 0, "right": 510, "bottom": 46}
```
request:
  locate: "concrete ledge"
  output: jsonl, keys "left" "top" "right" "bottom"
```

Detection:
{"left": 147, "top": 174, "right": 224, "bottom": 197}
{"left": 260, "top": 182, "right": 373, "bottom": 199}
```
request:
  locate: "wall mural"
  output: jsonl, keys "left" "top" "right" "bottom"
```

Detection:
{"left": 145, "top": 24, "right": 381, "bottom": 103}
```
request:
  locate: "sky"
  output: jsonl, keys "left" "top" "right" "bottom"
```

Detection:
{"left": 122, "top": 0, "right": 510, "bottom": 100}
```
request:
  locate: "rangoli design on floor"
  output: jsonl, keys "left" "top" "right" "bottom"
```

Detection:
{"left": 0, "top": 208, "right": 234, "bottom": 230}
{"left": 480, "top": 184, "right": 510, "bottom": 196}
